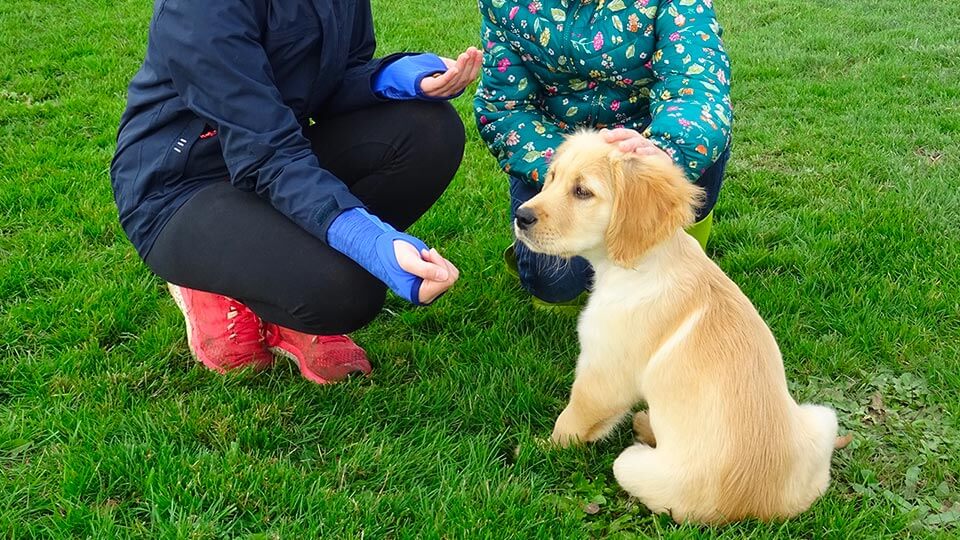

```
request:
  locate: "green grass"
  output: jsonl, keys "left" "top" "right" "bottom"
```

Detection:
{"left": 1, "top": 0, "right": 959, "bottom": 537}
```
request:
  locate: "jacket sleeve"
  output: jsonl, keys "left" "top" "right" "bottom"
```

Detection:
{"left": 152, "top": 0, "right": 362, "bottom": 240}
{"left": 644, "top": 0, "right": 732, "bottom": 180}
{"left": 474, "top": 18, "right": 563, "bottom": 187}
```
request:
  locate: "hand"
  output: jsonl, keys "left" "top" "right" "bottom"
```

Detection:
{"left": 393, "top": 241, "right": 460, "bottom": 304}
{"left": 419, "top": 47, "right": 482, "bottom": 99}
{"left": 601, "top": 128, "right": 671, "bottom": 162}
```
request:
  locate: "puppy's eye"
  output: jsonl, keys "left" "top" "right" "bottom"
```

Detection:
{"left": 573, "top": 185, "right": 594, "bottom": 199}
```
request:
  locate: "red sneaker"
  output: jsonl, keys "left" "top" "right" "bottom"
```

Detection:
{"left": 167, "top": 284, "right": 273, "bottom": 373}
{"left": 265, "top": 325, "right": 371, "bottom": 384}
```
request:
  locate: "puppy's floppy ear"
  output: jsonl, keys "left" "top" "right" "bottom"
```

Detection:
{"left": 604, "top": 153, "right": 703, "bottom": 266}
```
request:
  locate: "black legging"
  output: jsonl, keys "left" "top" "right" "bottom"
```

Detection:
{"left": 145, "top": 101, "right": 465, "bottom": 335}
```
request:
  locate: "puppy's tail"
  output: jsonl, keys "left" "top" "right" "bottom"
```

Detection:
{"left": 834, "top": 434, "right": 853, "bottom": 449}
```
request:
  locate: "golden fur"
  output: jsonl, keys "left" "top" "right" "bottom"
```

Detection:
{"left": 515, "top": 131, "right": 846, "bottom": 524}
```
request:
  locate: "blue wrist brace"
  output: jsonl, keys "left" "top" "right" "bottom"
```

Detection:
{"left": 373, "top": 53, "right": 452, "bottom": 100}
{"left": 327, "top": 208, "right": 427, "bottom": 305}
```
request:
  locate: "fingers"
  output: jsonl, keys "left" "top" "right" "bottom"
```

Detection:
{"left": 421, "top": 247, "right": 440, "bottom": 266}
{"left": 437, "top": 50, "right": 475, "bottom": 96}
{"left": 600, "top": 127, "right": 642, "bottom": 143}
{"left": 395, "top": 241, "right": 449, "bottom": 281}
{"left": 458, "top": 47, "right": 481, "bottom": 87}
{"left": 422, "top": 247, "right": 447, "bottom": 266}
{"left": 393, "top": 240, "right": 460, "bottom": 304}
{"left": 631, "top": 145, "right": 666, "bottom": 157}
{"left": 423, "top": 248, "right": 460, "bottom": 283}
{"left": 450, "top": 52, "right": 471, "bottom": 89}
{"left": 417, "top": 258, "right": 450, "bottom": 282}
{"left": 418, "top": 279, "right": 448, "bottom": 305}
{"left": 421, "top": 249, "right": 456, "bottom": 283}
{"left": 467, "top": 47, "right": 481, "bottom": 83}
{"left": 421, "top": 67, "right": 461, "bottom": 97}
{"left": 421, "top": 47, "right": 482, "bottom": 98}
{"left": 440, "top": 52, "right": 469, "bottom": 94}
{"left": 417, "top": 248, "right": 460, "bottom": 304}
{"left": 599, "top": 128, "right": 668, "bottom": 158}
{"left": 444, "top": 257, "right": 460, "bottom": 282}
{"left": 617, "top": 137, "right": 658, "bottom": 154}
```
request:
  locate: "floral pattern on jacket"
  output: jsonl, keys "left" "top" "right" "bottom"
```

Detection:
{"left": 474, "top": 0, "right": 732, "bottom": 186}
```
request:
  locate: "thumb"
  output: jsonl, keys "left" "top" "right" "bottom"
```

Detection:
{"left": 412, "top": 257, "right": 450, "bottom": 282}
{"left": 395, "top": 243, "right": 449, "bottom": 281}
{"left": 421, "top": 247, "right": 446, "bottom": 266}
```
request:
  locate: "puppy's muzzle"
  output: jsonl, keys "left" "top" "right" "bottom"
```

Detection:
{"left": 515, "top": 206, "right": 538, "bottom": 231}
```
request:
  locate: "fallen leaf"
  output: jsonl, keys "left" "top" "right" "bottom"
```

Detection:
{"left": 863, "top": 392, "right": 886, "bottom": 425}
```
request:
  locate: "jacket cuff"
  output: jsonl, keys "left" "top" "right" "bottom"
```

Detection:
{"left": 374, "top": 53, "right": 449, "bottom": 100}
{"left": 312, "top": 190, "right": 365, "bottom": 242}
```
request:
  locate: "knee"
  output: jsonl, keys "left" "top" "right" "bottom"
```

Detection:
{"left": 394, "top": 101, "right": 465, "bottom": 177}
{"left": 520, "top": 272, "right": 586, "bottom": 304}
{"left": 509, "top": 176, "right": 540, "bottom": 215}
{"left": 515, "top": 245, "right": 592, "bottom": 303}
{"left": 288, "top": 276, "right": 386, "bottom": 335}
{"left": 694, "top": 149, "right": 729, "bottom": 219}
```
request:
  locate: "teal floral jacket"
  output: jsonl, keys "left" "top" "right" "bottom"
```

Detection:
{"left": 474, "top": 0, "right": 732, "bottom": 186}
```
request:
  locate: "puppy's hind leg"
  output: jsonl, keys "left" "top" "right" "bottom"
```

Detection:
{"left": 632, "top": 411, "right": 657, "bottom": 447}
{"left": 613, "top": 444, "right": 690, "bottom": 521}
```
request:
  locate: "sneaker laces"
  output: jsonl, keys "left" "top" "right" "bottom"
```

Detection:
{"left": 224, "top": 299, "right": 266, "bottom": 347}
{"left": 263, "top": 322, "right": 281, "bottom": 348}
{"left": 313, "top": 334, "right": 352, "bottom": 345}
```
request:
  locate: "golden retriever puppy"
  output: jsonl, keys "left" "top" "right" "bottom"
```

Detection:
{"left": 515, "top": 131, "right": 847, "bottom": 524}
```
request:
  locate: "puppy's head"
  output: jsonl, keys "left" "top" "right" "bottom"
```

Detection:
{"left": 514, "top": 131, "right": 703, "bottom": 267}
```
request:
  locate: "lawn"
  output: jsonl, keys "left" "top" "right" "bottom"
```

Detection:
{"left": 1, "top": 0, "right": 959, "bottom": 537}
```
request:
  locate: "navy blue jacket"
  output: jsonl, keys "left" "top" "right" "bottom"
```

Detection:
{"left": 111, "top": 0, "right": 402, "bottom": 257}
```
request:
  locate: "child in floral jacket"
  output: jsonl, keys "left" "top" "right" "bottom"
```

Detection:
{"left": 475, "top": 0, "right": 732, "bottom": 308}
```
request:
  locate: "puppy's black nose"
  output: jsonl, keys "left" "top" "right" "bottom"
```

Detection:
{"left": 515, "top": 207, "right": 538, "bottom": 230}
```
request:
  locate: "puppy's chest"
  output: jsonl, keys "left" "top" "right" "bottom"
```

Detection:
{"left": 576, "top": 273, "right": 674, "bottom": 365}
{"left": 577, "top": 299, "right": 660, "bottom": 362}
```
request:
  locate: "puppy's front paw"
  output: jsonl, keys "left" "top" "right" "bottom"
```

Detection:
{"left": 549, "top": 429, "right": 585, "bottom": 448}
